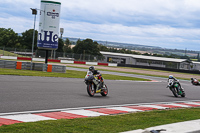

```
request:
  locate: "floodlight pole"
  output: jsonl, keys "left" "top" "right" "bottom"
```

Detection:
{"left": 59, "top": 28, "right": 64, "bottom": 58}
{"left": 30, "top": 8, "right": 37, "bottom": 70}
{"left": 60, "top": 28, "right": 64, "bottom": 39}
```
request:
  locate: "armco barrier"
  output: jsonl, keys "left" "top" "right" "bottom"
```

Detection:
{"left": 0, "top": 56, "right": 117, "bottom": 67}
{"left": 16, "top": 62, "right": 46, "bottom": 71}
{"left": 50, "top": 65, "right": 66, "bottom": 73}
{"left": 74, "top": 61, "right": 86, "bottom": 64}
{"left": 98, "top": 62, "right": 108, "bottom": 66}
{"left": 18, "top": 57, "right": 32, "bottom": 61}
{"left": 0, "top": 60, "right": 66, "bottom": 73}
{"left": 0, "top": 60, "right": 16, "bottom": 69}
{"left": 86, "top": 62, "right": 98, "bottom": 65}
{"left": 0, "top": 56, "right": 17, "bottom": 60}
{"left": 31, "top": 63, "right": 46, "bottom": 71}
{"left": 48, "top": 59, "right": 61, "bottom": 63}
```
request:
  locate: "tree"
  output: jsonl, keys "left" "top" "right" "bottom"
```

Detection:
{"left": 56, "top": 38, "right": 64, "bottom": 52}
{"left": 72, "top": 38, "right": 102, "bottom": 56}
{"left": 0, "top": 28, "right": 20, "bottom": 48}
{"left": 99, "top": 44, "right": 109, "bottom": 51}
{"left": 63, "top": 38, "right": 72, "bottom": 53}
{"left": 20, "top": 29, "right": 38, "bottom": 50}
{"left": 143, "top": 53, "right": 151, "bottom": 56}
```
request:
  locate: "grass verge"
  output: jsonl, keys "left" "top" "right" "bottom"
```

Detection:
{"left": 0, "top": 50, "right": 22, "bottom": 57}
{"left": 0, "top": 68, "right": 150, "bottom": 81}
{"left": 66, "top": 65, "right": 195, "bottom": 80}
{"left": 0, "top": 108, "right": 200, "bottom": 133}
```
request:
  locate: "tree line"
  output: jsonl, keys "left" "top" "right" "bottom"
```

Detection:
{"left": 0, "top": 27, "right": 198, "bottom": 61}
{"left": 0, "top": 28, "right": 38, "bottom": 50}
{"left": 0, "top": 28, "right": 103, "bottom": 57}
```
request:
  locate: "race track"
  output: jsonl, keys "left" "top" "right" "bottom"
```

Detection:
{"left": 0, "top": 74, "right": 200, "bottom": 114}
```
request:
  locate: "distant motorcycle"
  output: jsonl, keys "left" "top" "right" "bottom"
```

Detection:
{"left": 167, "top": 79, "right": 185, "bottom": 97}
{"left": 84, "top": 71, "right": 108, "bottom": 97}
{"left": 191, "top": 78, "right": 200, "bottom": 85}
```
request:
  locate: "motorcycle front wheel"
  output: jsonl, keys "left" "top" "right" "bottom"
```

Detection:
{"left": 171, "top": 87, "right": 178, "bottom": 97}
{"left": 181, "top": 92, "right": 185, "bottom": 97}
{"left": 87, "top": 84, "right": 95, "bottom": 97}
{"left": 101, "top": 85, "right": 108, "bottom": 96}
{"left": 181, "top": 90, "right": 185, "bottom": 97}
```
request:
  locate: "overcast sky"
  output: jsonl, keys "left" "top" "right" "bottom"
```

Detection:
{"left": 1, "top": 0, "right": 200, "bottom": 51}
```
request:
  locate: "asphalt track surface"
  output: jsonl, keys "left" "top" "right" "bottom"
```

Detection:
{"left": 0, "top": 68, "right": 200, "bottom": 114}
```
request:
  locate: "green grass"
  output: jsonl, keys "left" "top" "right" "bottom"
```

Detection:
{"left": 0, "top": 108, "right": 200, "bottom": 133}
{"left": 67, "top": 65, "right": 196, "bottom": 80}
{"left": 0, "top": 68, "right": 150, "bottom": 81}
{"left": 0, "top": 68, "right": 84, "bottom": 78}
{"left": 0, "top": 49, "right": 22, "bottom": 57}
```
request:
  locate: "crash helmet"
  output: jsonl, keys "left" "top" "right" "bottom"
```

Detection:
{"left": 169, "top": 75, "right": 174, "bottom": 79}
{"left": 89, "top": 66, "right": 95, "bottom": 72}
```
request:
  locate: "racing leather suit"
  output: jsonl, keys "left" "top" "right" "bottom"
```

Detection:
{"left": 91, "top": 70, "right": 104, "bottom": 90}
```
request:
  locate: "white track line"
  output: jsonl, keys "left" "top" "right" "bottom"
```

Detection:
{"left": 139, "top": 105, "right": 168, "bottom": 109}
{"left": 166, "top": 103, "right": 192, "bottom": 108}
{"left": 106, "top": 107, "right": 143, "bottom": 112}
{"left": 62, "top": 109, "right": 108, "bottom": 117}
{"left": 0, "top": 114, "right": 55, "bottom": 122}
{"left": 0, "top": 100, "right": 200, "bottom": 116}
{"left": 184, "top": 102, "right": 200, "bottom": 105}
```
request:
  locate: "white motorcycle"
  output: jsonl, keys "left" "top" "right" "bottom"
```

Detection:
{"left": 84, "top": 71, "right": 108, "bottom": 97}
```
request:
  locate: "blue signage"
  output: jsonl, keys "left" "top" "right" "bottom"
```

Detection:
{"left": 37, "top": 31, "right": 58, "bottom": 49}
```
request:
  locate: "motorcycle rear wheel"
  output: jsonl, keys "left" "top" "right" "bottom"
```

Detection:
{"left": 101, "top": 85, "right": 108, "bottom": 96}
{"left": 87, "top": 84, "right": 95, "bottom": 97}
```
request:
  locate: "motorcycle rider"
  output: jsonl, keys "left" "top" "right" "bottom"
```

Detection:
{"left": 191, "top": 78, "right": 200, "bottom": 85}
{"left": 168, "top": 75, "right": 184, "bottom": 93}
{"left": 88, "top": 66, "right": 105, "bottom": 91}
{"left": 168, "top": 75, "right": 178, "bottom": 82}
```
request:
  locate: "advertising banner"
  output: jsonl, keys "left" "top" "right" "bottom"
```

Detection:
{"left": 37, "top": 0, "right": 61, "bottom": 50}
{"left": 107, "top": 57, "right": 126, "bottom": 64}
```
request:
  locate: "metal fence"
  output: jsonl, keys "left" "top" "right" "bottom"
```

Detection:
{"left": 0, "top": 60, "right": 16, "bottom": 69}
{"left": 0, "top": 47, "right": 104, "bottom": 62}
{"left": 0, "top": 60, "right": 66, "bottom": 73}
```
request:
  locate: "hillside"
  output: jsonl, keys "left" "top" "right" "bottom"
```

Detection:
{"left": 63, "top": 37, "right": 200, "bottom": 57}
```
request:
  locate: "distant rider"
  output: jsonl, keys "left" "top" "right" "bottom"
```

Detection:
{"left": 191, "top": 78, "right": 200, "bottom": 85}
{"left": 88, "top": 66, "right": 105, "bottom": 90}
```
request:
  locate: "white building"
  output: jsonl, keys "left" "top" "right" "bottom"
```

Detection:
{"left": 100, "top": 51, "right": 199, "bottom": 71}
